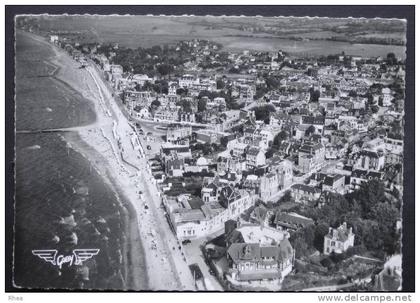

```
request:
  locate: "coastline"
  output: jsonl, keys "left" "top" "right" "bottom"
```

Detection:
{"left": 19, "top": 30, "right": 149, "bottom": 290}
{"left": 63, "top": 131, "right": 148, "bottom": 290}
{"left": 22, "top": 31, "right": 196, "bottom": 290}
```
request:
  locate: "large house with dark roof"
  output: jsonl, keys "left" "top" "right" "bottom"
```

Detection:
{"left": 226, "top": 225, "right": 294, "bottom": 283}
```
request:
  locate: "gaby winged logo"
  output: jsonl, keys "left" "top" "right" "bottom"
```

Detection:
{"left": 32, "top": 249, "right": 100, "bottom": 269}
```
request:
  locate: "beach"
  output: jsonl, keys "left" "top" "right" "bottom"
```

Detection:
{"left": 19, "top": 31, "right": 196, "bottom": 290}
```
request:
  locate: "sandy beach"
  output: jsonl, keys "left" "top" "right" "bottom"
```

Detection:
{"left": 23, "top": 31, "right": 196, "bottom": 290}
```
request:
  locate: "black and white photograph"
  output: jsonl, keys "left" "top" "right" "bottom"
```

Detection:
{"left": 5, "top": 5, "right": 415, "bottom": 296}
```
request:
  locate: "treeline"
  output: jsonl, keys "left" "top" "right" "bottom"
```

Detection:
{"left": 291, "top": 179, "right": 401, "bottom": 260}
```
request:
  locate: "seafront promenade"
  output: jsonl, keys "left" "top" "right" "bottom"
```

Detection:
{"left": 79, "top": 61, "right": 197, "bottom": 290}
{"left": 25, "top": 31, "right": 197, "bottom": 290}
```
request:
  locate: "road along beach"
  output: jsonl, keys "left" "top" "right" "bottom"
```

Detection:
{"left": 24, "top": 32, "right": 196, "bottom": 290}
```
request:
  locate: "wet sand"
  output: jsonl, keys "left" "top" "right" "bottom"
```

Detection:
{"left": 19, "top": 30, "right": 148, "bottom": 290}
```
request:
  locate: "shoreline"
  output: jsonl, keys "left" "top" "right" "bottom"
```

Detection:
{"left": 20, "top": 30, "right": 149, "bottom": 290}
{"left": 23, "top": 31, "right": 196, "bottom": 290}
{"left": 62, "top": 131, "right": 148, "bottom": 290}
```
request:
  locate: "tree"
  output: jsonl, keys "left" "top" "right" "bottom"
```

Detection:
{"left": 314, "top": 223, "right": 330, "bottom": 252}
{"left": 309, "top": 87, "right": 320, "bottom": 102}
{"left": 291, "top": 237, "right": 309, "bottom": 259}
{"left": 179, "top": 99, "right": 192, "bottom": 112}
{"left": 368, "top": 202, "right": 399, "bottom": 233}
{"left": 151, "top": 100, "right": 161, "bottom": 108}
{"left": 273, "top": 130, "right": 288, "bottom": 148}
{"left": 386, "top": 53, "right": 397, "bottom": 66}
{"left": 349, "top": 90, "right": 358, "bottom": 98}
{"left": 216, "top": 79, "right": 225, "bottom": 90}
{"left": 277, "top": 190, "right": 291, "bottom": 204}
{"left": 197, "top": 99, "right": 207, "bottom": 112}
{"left": 305, "top": 125, "right": 316, "bottom": 137}
{"left": 358, "top": 219, "right": 383, "bottom": 252}
{"left": 220, "top": 136, "right": 229, "bottom": 147}
{"left": 176, "top": 88, "right": 188, "bottom": 96}
{"left": 265, "top": 77, "right": 280, "bottom": 90}
{"left": 265, "top": 148, "right": 275, "bottom": 159}
{"left": 252, "top": 104, "right": 276, "bottom": 124}
{"left": 157, "top": 64, "right": 174, "bottom": 76}
{"left": 350, "top": 179, "right": 386, "bottom": 216}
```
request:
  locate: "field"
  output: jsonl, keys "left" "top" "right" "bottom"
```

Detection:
{"left": 21, "top": 15, "right": 406, "bottom": 58}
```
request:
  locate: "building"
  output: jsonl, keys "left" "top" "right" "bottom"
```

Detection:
{"left": 260, "top": 159, "right": 293, "bottom": 202}
{"left": 166, "top": 125, "right": 192, "bottom": 144}
{"left": 351, "top": 149, "right": 385, "bottom": 171}
{"left": 350, "top": 169, "right": 383, "bottom": 191}
{"left": 246, "top": 147, "right": 266, "bottom": 169}
{"left": 226, "top": 225, "right": 294, "bottom": 283}
{"left": 165, "top": 188, "right": 256, "bottom": 240}
{"left": 165, "top": 155, "right": 185, "bottom": 177}
{"left": 50, "top": 35, "right": 59, "bottom": 43}
{"left": 290, "top": 184, "right": 322, "bottom": 204}
{"left": 274, "top": 212, "right": 314, "bottom": 232}
{"left": 124, "top": 90, "right": 153, "bottom": 111}
{"left": 179, "top": 74, "right": 199, "bottom": 88}
{"left": 315, "top": 173, "right": 346, "bottom": 194}
{"left": 298, "top": 142, "right": 325, "bottom": 173}
{"left": 374, "top": 254, "right": 402, "bottom": 291}
{"left": 323, "top": 222, "right": 355, "bottom": 255}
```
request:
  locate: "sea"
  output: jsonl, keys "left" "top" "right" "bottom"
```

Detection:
{"left": 14, "top": 31, "right": 129, "bottom": 289}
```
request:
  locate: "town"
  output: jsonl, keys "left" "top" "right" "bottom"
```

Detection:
{"left": 48, "top": 32, "right": 404, "bottom": 291}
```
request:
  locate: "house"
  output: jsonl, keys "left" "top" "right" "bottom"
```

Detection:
{"left": 226, "top": 225, "right": 294, "bottom": 283}
{"left": 374, "top": 254, "right": 402, "bottom": 291}
{"left": 350, "top": 169, "right": 383, "bottom": 191}
{"left": 314, "top": 173, "right": 346, "bottom": 194}
{"left": 131, "top": 74, "right": 152, "bottom": 87}
{"left": 300, "top": 115, "right": 325, "bottom": 134}
{"left": 227, "top": 139, "right": 248, "bottom": 157}
{"left": 165, "top": 155, "right": 185, "bottom": 177}
{"left": 50, "top": 35, "right": 59, "bottom": 43}
{"left": 381, "top": 87, "right": 393, "bottom": 107}
{"left": 179, "top": 74, "right": 199, "bottom": 88}
{"left": 179, "top": 111, "right": 196, "bottom": 123}
{"left": 154, "top": 106, "right": 179, "bottom": 122}
{"left": 298, "top": 142, "right": 326, "bottom": 173}
{"left": 166, "top": 125, "right": 192, "bottom": 144}
{"left": 384, "top": 136, "right": 403, "bottom": 155}
{"left": 274, "top": 212, "right": 314, "bottom": 232}
{"left": 269, "top": 112, "right": 291, "bottom": 128}
{"left": 160, "top": 144, "right": 192, "bottom": 161}
{"left": 110, "top": 64, "right": 123, "bottom": 75}
{"left": 165, "top": 189, "right": 255, "bottom": 241}
{"left": 260, "top": 159, "right": 293, "bottom": 202}
{"left": 323, "top": 222, "right": 355, "bottom": 255}
{"left": 246, "top": 147, "right": 266, "bottom": 169}
{"left": 325, "top": 144, "right": 346, "bottom": 160}
{"left": 290, "top": 184, "right": 321, "bottom": 204}
{"left": 351, "top": 149, "right": 385, "bottom": 171}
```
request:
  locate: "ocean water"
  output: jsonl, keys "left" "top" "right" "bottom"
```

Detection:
{"left": 14, "top": 31, "right": 129, "bottom": 289}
